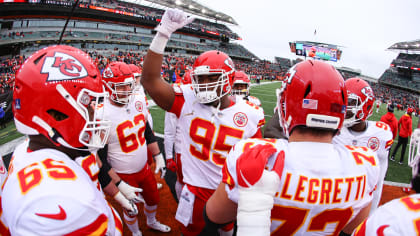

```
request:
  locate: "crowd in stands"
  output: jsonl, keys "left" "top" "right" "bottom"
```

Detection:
{"left": 379, "top": 69, "right": 420, "bottom": 92}
{"left": 1, "top": 49, "right": 418, "bottom": 115}
{"left": 0, "top": 55, "right": 24, "bottom": 93}
{"left": 0, "top": 49, "right": 286, "bottom": 95}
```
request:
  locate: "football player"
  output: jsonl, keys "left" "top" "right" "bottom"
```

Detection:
{"left": 141, "top": 8, "right": 265, "bottom": 235}
{"left": 333, "top": 77, "right": 393, "bottom": 214}
{"left": 204, "top": 60, "right": 380, "bottom": 235}
{"left": 101, "top": 61, "right": 170, "bottom": 236}
{"left": 129, "top": 63, "right": 164, "bottom": 190}
{"left": 0, "top": 155, "right": 9, "bottom": 235}
{"left": 2, "top": 45, "right": 122, "bottom": 235}
{"left": 163, "top": 70, "right": 192, "bottom": 201}
{"left": 231, "top": 70, "right": 261, "bottom": 106}
{"left": 353, "top": 140, "right": 420, "bottom": 235}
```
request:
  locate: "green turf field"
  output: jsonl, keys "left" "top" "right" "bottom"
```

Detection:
{"left": 2, "top": 81, "right": 418, "bottom": 183}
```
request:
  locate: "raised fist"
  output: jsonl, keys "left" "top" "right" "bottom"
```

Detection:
{"left": 155, "top": 8, "right": 195, "bottom": 38}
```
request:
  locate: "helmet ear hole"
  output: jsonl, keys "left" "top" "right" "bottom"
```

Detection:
{"left": 303, "top": 84, "right": 311, "bottom": 98}
{"left": 47, "top": 109, "right": 69, "bottom": 121}
{"left": 33, "top": 53, "right": 46, "bottom": 65}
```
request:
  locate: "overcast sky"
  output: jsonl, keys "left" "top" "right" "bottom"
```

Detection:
{"left": 200, "top": 0, "right": 420, "bottom": 78}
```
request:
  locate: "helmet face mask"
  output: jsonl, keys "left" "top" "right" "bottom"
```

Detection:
{"left": 343, "top": 77, "right": 375, "bottom": 127}
{"left": 76, "top": 88, "right": 111, "bottom": 148}
{"left": 231, "top": 83, "right": 249, "bottom": 96}
{"left": 102, "top": 62, "right": 135, "bottom": 105}
{"left": 106, "top": 80, "right": 135, "bottom": 104}
{"left": 231, "top": 71, "right": 250, "bottom": 97}
{"left": 191, "top": 68, "right": 229, "bottom": 103}
{"left": 191, "top": 50, "right": 235, "bottom": 104}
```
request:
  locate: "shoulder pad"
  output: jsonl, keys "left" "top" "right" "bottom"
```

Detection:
{"left": 172, "top": 84, "right": 182, "bottom": 94}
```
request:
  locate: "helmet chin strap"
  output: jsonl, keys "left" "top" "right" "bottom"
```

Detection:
{"left": 210, "top": 100, "right": 222, "bottom": 124}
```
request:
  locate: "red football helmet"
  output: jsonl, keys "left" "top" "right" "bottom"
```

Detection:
{"left": 191, "top": 50, "right": 235, "bottom": 103}
{"left": 231, "top": 71, "right": 250, "bottom": 97}
{"left": 343, "top": 77, "right": 375, "bottom": 127}
{"left": 102, "top": 61, "right": 135, "bottom": 104}
{"left": 278, "top": 60, "right": 347, "bottom": 136}
{"left": 128, "top": 64, "right": 141, "bottom": 78}
{"left": 13, "top": 45, "right": 111, "bottom": 149}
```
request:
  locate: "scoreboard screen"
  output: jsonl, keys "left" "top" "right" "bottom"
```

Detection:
{"left": 290, "top": 42, "right": 341, "bottom": 62}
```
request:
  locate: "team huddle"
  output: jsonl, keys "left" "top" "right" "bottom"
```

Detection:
{"left": 0, "top": 7, "right": 419, "bottom": 236}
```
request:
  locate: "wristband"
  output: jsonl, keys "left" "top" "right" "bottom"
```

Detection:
{"left": 149, "top": 32, "right": 169, "bottom": 54}
{"left": 153, "top": 152, "right": 162, "bottom": 158}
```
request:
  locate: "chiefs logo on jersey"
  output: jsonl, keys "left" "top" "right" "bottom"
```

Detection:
{"left": 233, "top": 112, "right": 248, "bottom": 127}
{"left": 41, "top": 52, "right": 88, "bottom": 81}
{"left": 135, "top": 101, "right": 143, "bottom": 112}
{"left": 367, "top": 137, "right": 380, "bottom": 151}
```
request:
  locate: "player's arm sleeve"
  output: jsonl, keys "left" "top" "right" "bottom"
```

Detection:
{"left": 145, "top": 121, "right": 157, "bottom": 144}
{"left": 164, "top": 112, "right": 176, "bottom": 160}
{"left": 168, "top": 87, "right": 184, "bottom": 118}
{"left": 97, "top": 145, "right": 112, "bottom": 188}
{"left": 263, "top": 109, "right": 286, "bottom": 139}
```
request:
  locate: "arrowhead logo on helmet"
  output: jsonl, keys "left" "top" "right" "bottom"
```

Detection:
{"left": 41, "top": 52, "right": 88, "bottom": 81}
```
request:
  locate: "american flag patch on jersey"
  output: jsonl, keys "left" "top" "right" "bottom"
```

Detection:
{"left": 302, "top": 99, "right": 318, "bottom": 109}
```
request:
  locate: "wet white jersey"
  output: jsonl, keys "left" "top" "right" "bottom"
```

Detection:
{"left": 0, "top": 154, "right": 9, "bottom": 235}
{"left": 246, "top": 95, "right": 261, "bottom": 107}
{"left": 170, "top": 84, "right": 265, "bottom": 190}
{"left": 134, "top": 87, "right": 154, "bottom": 129}
{"left": 353, "top": 193, "right": 420, "bottom": 236}
{"left": 164, "top": 111, "right": 182, "bottom": 159}
{"left": 74, "top": 152, "right": 101, "bottom": 191}
{"left": 224, "top": 138, "right": 380, "bottom": 235}
{"left": 333, "top": 120, "right": 393, "bottom": 212}
{"left": 2, "top": 142, "right": 122, "bottom": 236}
{"left": 104, "top": 94, "right": 149, "bottom": 174}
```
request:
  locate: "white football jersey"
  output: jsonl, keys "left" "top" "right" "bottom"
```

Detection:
{"left": 0, "top": 155, "right": 9, "bottom": 235}
{"left": 134, "top": 88, "right": 154, "bottom": 129}
{"left": 353, "top": 193, "right": 420, "bottom": 236}
{"left": 171, "top": 85, "right": 265, "bottom": 190}
{"left": 2, "top": 142, "right": 122, "bottom": 236}
{"left": 104, "top": 94, "right": 149, "bottom": 174}
{"left": 164, "top": 111, "right": 182, "bottom": 160}
{"left": 224, "top": 138, "right": 380, "bottom": 235}
{"left": 247, "top": 95, "right": 261, "bottom": 107}
{"left": 333, "top": 120, "right": 393, "bottom": 212}
{"left": 74, "top": 152, "right": 101, "bottom": 191}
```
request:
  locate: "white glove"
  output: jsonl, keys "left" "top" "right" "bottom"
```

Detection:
{"left": 237, "top": 170, "right": 280, "bottom": 236}
{"left": 114, "top": 191, "right": 138, "bottom": 217}
{"left": 155, "top": 8, "right": 195, "bottom": 39}
{"left": 154, "top": 153, "right": 167, "bottom": 179}
{"left": 235, "top": 144, "right": 284, "bottom": 236}
{"left": 117, "top": 180, "right": 144, "bottom": 203}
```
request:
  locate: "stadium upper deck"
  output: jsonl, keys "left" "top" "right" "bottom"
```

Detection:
{"left": 0, "top": 0, "right": 249, "bottom": 58}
